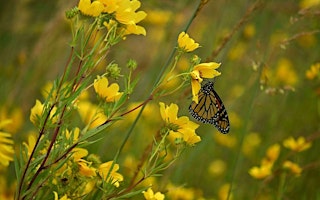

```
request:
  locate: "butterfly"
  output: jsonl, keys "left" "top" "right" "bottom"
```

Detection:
{"left": 189, "top": 81, "right": 230, "bottom": 134}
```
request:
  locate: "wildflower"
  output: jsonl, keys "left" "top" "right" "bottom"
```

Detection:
{"left": 275, "top": 58, "right": 298, "bottom": 86}
{"left": 208, "top": 159, "right": 226, "bottom": 177}
{"left": 72, "top": 147, "right": 89, "bottom": 161}
{"left": 283, "top": 160, "right": 302, "bottom": 176}
{"left": 263, "top": 143, "right": 280, "bottom": 164}
{"left": 249, "top": 144, "right": 280, "bottom": 179}
{"left": 30, "top": 100, "right": 43, "bottom": 125}
{"left": 306, "top": 63, "right": 320, "bottom": 80}
{"left": 283, "top": 136, "right": 312, "bottom": 152}
{"left": 159, "top": 102, "right": 200, "bottom": 145}
{"left": 78, "top": 161, "right": 97, "bottom": 177}
{"left": 53, "top": 192, "right": 71, "bottom": 200}
{"left": 218, "top": 183, "right": 233, "bottom": 200}
{"left": 94, "top": 76, "right": 123, "bottom": 102}
{"left": 101, "top": 0, "right": 147, "bottom": 36}
{"left": 22, "top": 133, "right": 37, "bottom": 158}
{"left": 0, "top": 131, "right": 14, "bottom": 166}
{"left": 190, "top": 62, "right": 221, "bottom": 103}
{"left": 249, "top": 164, "right": 272, "bottom": 179}
{"left": 30, "top": 100, "right": 57, "bottom": 125}
{"left": 143, "top": 188, "right": 165, "bottom": 200}
{"left": 242, "top": 132, "right": 261, "bottom": 156}
{"left": 98, "top": 161, "right": 124, "bottom": 187}
{"left": 167, "top": 183, "right": 196, "bottom": 200}
{"left": 77, "top": 101, "right": 107, "bottom": 128}
{"left": 78, "top": 0, "right": 104, "bottom": 17}
{"left": 243, "top": 24, "right": 255, "bottom": 39}
{"left": 177, "top": 32, "right": 200, "bottom": 52}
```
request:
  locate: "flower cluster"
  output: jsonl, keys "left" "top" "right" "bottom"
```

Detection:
{"left": 78, "top": 0, "right": 147, "bottom": 36}
{"left": 159, "top": 102, "right": 200, "bottom": 145}
{"left": 249, "top": 136, "right": 312, "bottom": 179}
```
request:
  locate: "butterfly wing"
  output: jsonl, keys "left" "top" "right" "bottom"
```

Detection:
{"left": 189, "top": 81, "right": 230, "bottom": 134}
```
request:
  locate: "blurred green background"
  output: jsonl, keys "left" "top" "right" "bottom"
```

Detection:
{"left": 1, "top": 0, "right": 320, "bottom": 199}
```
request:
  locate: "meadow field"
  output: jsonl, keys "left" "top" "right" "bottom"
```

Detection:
{"left": 0, "top": 0, "right": 319, "bottom": 199}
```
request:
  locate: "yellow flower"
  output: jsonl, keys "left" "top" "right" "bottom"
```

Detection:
{"left": 283, "top": 136, "right": 312, "bottom": 152}
{"left": 77, "top": 101, "right": 107, "bottom": 128}
{"left": 98, "top": 161, "right": 124, "bottom": 187}
{"left": 78, "top": 0, "right": 104, "bottom": 17}
{"left": 30, "top": 100, "right": 43, "bottom": 125}
{"left": 22, "top": 133, "right": 37, "bottom": 158}
{"left": 248, "top": 164, "right": 272, "bottom": 179}
{"left": 54, "top": 192, "right": 71, "bottom": 200}
{"left": 72, "top": 147, "right": 89, "bottom": 161}
{"left": 30, "top": 100, "right": 57, "bottom": 125}
{"left": 249, "top": 144, "right": 280, "bottom": 179}
{"left": 275, "top": 58, "right": 298, "bottom": 86}
{"left": 94, "top": 76, "right": 123, "bottom": 102}
{"left": 306, "top": 63, "right": 320, "bottom": 80}
{"left": 0, "top": 131, "right": 14, "bottom": 167}
{"left": 218, "top": 183, "right": 233, "bottom": 200}
{"left": 167, "top": 183, "right": 196, "bottom": 200}
{"left": 78, "top": 161, "right": 97, "bottom": 177}
{"left": 159, "top": 102, "right": 200, "bottom": 145}
{"left": 143, "top": 188, "right": 165, "bottom": 200}
{"left": 283, "top": 160, "right": 302, "bottom": 176}
{"left": 300, "top": 0, "right": 320, "bottom": 9}
{"left": 190, "top": 62, "right": 221, "bottom": 103}
{"left": 100, "top": 0, "right": 147, "bottom": 36}
{"left": 264, "top": 143, "right": 280, "bottom": 164}
{"left": 208, "top": 159, "right": 226, "bottom": 177}
{"left": 177, "top": 32, "right": 200, "bottom": 52}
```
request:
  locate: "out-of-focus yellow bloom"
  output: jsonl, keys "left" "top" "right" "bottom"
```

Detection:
{"left": 190, "top": 62, "right": 221, "bottom": 103}
{"left": 208, "top": 159, "right": 226, "bottom": 177}
{"left": 300, "top": 0, "right": 320, "bottom": 9}
{"left": 249, "top": 164, "right": 272, "bottom": 179}
{"left": 143, "top": 188, "right": 165, "bottom": 200}
{"left": 275, "top": 58, "right": 298, "bottom": 86}
{"left": 242, "top": 132, "right": 261, "bottom": 156}
{"left": 283, "top": 136, "right": 312, "bottom": 152}
{"left": 144, "top": 9, "right": 172, "bottom": 25}
{"left": 167, "top": 183, "right": 196, "bottom": 200}
{"left": 0, "top": 107, "right": 23, "bottom": 133}
{"left": 306, "top": 63, "right": 320, "bottom": 80}
{"left": 0, "top": 131, "right": 14, "bottom": 167}
{"left": 54, "top": 191, "right": 71, "bottom": 200}
{"left": 177, "top": 32, "right": 200, "bottom": 52}
{"left": 243, "top": 24, "right": 256, "bottom": 39}
{"left": 77, "top": 101, "right": 107, "bottom": 128}
{"left": 298, "top": 34, "right": 317, "bottom": 48}
{"left": 78, "top": 0, "right": 104, "bottom": 17}
{"left": 228, "top": 42, "right": 246, "bottom": 61}
{"left": 94, "top": 76, "right": 123, "bottom": 102}
{"left": 98, "top": 161, "right": 124, "bottom": 187}
{"left": 159, "top": 102, "right": 201, "bottom": 145}
{"left": 283, "top": 160, "right": 302, "bottom": 176}
{"left": 263, "top": 143, "right": 280, "bottom": 165}
{"left": 214, "top": 133, "right": 237, "bottom": 148}
{"left": 218, "top": 183, "right": 233, "bottom": 200}
{"left": 249, "top": 144, "right": 280, "bottom": 179}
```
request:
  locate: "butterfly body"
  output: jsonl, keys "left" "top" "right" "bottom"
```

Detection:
{"left": 189, "top": 81, "right": 230, "bottom": 134}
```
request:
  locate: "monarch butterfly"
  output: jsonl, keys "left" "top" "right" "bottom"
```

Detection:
{"left": 189, "top": 81, "right": 230, "bottom": 134}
